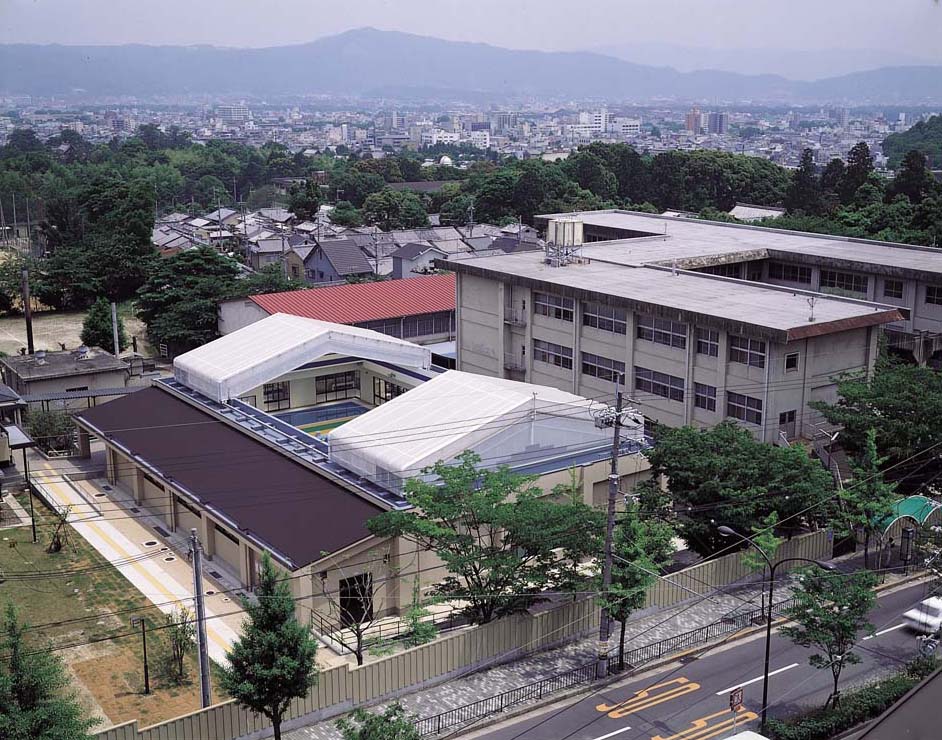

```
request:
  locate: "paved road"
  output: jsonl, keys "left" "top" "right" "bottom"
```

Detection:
{"left": 469, "top": 582, "right": 930, "bottom": 740}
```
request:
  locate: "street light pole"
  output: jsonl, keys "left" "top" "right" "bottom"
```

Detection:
{"left": 718, "top": 525, "right": 835, "bottom": 733}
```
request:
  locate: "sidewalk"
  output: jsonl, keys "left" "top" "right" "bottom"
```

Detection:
{"left": 284, "top": 579, "right": 798, "bottom": 740}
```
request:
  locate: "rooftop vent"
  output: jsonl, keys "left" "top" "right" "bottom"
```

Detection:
{"left": 76, "top": 345, "right": 91, "bottom": 360}
{"left": 35, "top": 350, "right": 46, "bottom": 365}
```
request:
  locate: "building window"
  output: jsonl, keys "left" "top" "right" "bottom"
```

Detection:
{"left": 373, "top": 377, "right": 407, "bottom": 405}
{"left": 768, "top": 262, "right": 812, "bottom": 284}
{"left": 727, "top": 392, "right": 763, "bottom": 425}
{"left": 784, "top": 352, "right": 800, "bottom": 372}
{"left": 534, "top": 292, "right": 574, "bottom": 322}
{"left": 533, "top": 339, "right": 573, "bottom": 370}
{"left": 634, "top": 366, "right": 685, "bottom": 402}
{"left": 701, "top": 262, "right": 742, "bottom": 278}
{"left": 820, "top": 269, "right": 868, "bottom": 295}
{"left": 636, "top": 314, "right": 687, "bottom": 349}
{"left": 779, "top": 410, "right": 797, "bottom": 439}
{"left": 883, "top": 280, "right": 904, "bottom": 300}
{"left": 695, "top": 328, "right": 719, "bottom": 357}
{"left": 175, "top": 495, "right": 202, "bottom": 518}
{"left": 263, "top": 381, "right": 291, "bottom": 411}
{"left": 238, "top": 394, "right": 257, "bottom": 407}
{"left": 694, "top": 383, "right": 717, "bottom": 412}
{"left": 581, "top": 352, "right": 625, "bottom": 383}
{"left": 582, "top": 301, "right": 627, "bottom": 334}
{"left": 926, "top": 285, "right": 942, "bottom": 306}
{"left": 315, "top": 370, "right": 360, "bottom": 403}
{"left": 339, "top": 573, "right": 373, "bottom": 627}
{"left": 728, "top": 335, "right": 766, "bottom": 368}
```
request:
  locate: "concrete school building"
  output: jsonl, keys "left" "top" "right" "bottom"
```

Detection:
{"left": 74, "top": 314, "right": 650, "bottom": 628}
{"left": 442, "top": 210, "right": 920, "bottom": 444}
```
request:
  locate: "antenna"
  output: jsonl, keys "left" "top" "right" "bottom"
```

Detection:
{"left": 671, "top": 259, "right": 678, "bottom": 276}
{"left": 807, "top": 296, "right": 817, "bottom": 322}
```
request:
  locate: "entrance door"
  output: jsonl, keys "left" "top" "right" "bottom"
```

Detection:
{"left": 338, "top": 573, "right": 373, "bottom": 626}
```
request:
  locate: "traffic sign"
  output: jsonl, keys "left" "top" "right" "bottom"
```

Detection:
{"left": 729, "top": 686, "right": 744, "bottom": 712}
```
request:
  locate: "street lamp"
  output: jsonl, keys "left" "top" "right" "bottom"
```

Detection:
{"left": 717, "top": 525, "right": 836, "bottom": 733}
{"left": 130, "top": 616, "right": 150, "bottom": 695}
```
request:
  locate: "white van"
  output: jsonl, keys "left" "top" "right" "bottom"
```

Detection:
{"left": 902, "top": 597, "right": 942, "bottom": 634}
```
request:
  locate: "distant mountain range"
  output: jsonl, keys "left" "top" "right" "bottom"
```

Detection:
{"left": 1, "top": 27, "right": 941, "bottom": 104}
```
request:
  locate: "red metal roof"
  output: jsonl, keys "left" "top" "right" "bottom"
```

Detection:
{"left": 249, "top": 273, "right": 456, "bottom": 325}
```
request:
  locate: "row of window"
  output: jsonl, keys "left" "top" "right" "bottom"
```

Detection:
{"left": 358, "top": 311, "right": 453, "bottom": 339}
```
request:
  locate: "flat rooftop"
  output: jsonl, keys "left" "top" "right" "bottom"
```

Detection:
{"left": 2, "top": 348, "right": 127, "bottom": 381}
{"left": 535, "top": 210, "right": 942, "bottom": 280}
{"left": 440, "top": 249, "right": 904, "bottom": 342}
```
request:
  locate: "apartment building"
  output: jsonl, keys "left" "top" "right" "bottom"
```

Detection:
{"left": 441, "top": 224, "right": 904, "bottom": 443}
{"left": 533, "top": 210, "right": 942, "bottom": 365}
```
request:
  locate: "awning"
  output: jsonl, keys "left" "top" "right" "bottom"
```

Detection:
{"left": 4, "top": 424, "right": 35, "bottom": 449}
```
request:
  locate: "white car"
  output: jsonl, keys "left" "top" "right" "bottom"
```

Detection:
{"left": 902, "top": 597, "right": 942, "bottom": 634}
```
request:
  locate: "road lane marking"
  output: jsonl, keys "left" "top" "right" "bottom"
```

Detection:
{"left": 590, "top": 726, "right": 633, "bottom": 740}
{"left": 714, "top": 663, "right": 800, "bottom": 695}
{"left": 651, "top": 707, "right": 758, "bottom": 740}
{"left": 863, "top": 624, "right": 905, "bottom": 640}
{"left": 596, "top": 677, "right": 700, "bottom": 719}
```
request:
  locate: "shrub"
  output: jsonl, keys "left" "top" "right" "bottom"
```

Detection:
{"left": 24, "top": 408, "right": 75, "bottom": 454}
{"left": 766, "top": 657, "right": 937, "bottom": 740}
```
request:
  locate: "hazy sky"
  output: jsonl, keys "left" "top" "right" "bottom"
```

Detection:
{"left": 1, "top": 0, "right": 940, "bottom": 59}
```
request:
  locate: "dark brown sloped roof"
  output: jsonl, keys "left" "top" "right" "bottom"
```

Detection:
{"left": 76, "top": 387, "right": 382, "bottom": 569}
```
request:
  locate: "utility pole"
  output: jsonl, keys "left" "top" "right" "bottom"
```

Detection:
{"left": 21, "top": 268, "right": 33, "bottom": 354}
{"left": 110, "top": 302, "right": 121, "bottom": 356}
{"left": 189, "top": 529, "right": 212, "bottom": 708}
{"left": 596, "top": 376, "right": 624, "bottom": 678}
{"left": 131, "top": 616, "right": 150, "bottom": 694}
{"left": 22, "top": 448, "right": 35, "bottom": 543}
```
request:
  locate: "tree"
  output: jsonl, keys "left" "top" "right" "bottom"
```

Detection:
{"left": 237, "top": 264, "right": 305, "bottom": 296}
{"left": 439, "top": 194, "right": 475, "bottom": 226}
{"left": 785, "top": 149, "right": 821, "bottom": 214}
{"left": 644, "top": 422, "right": 832, "bottom": 557}
{"left": 741, "top": 511, "right": 783, "bottom": 614}
{"left": 841, "top": 429, "right": 899, "bottom": 568}
{"left": 882, "top": 114, "right": 942, "bottom": 168}
{"left": 811, "top": 353, "right": 942, "bottom": 466}
{"left": 0, "top": 604, "right": 97, "bottom": 740}
{"left": 840, "top": 142, "right": 875, "bottom": 204}
{"left": 368, "top": 451, "right": 604, "bottom": 625}
{"left": 606, "top": 503, "right": 674, "bottom": 670}
{"left": 336, "top": 702, "right": 420, "bottom": 740}
{"left": 24, "top": 409, "right": 75, "bottom": 455}
{"left": 163, "top": 607, "right": 195, "bottom": 684}
{"left": 329, "top": 200, "right": 363, "bottom": 227}
{"left": 287, "top": 179, "right": 322, "bottom": 222}
{"left": 888, "top": 150, "right": 937, "bottom": 203}
{"left": 362, "top": 189, "right": 429, "bottom": 230}
{"left": 781, "top": 569, "right": 878, "bottom": 708}
{"left": 136, "top": 247, "right": 240, "bottom": 351}
{"left": 80, "top": 297, "right": 128, "bottom": 352}
{"left": 221, "top": 553, "right": 319, "bottom": 740}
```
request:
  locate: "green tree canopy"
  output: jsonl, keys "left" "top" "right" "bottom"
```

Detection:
{"left": 643, "top": 422, "right": 832, "bottom": 557}
{"left": 80, "top": 297, "right": 128, "bottom": 352}
{"left": 0, "top": 604, "right": 97, "bottom": 740}
{"left": 368, "top": 451, "right": 604, "bottom": 624}
{"left": 362, "top": 189, "right": 429, "bottom": 230}
{"left": 220, "top": 553, "right": 319, "bottom": 740}
{"left": 336, "top": 703, "right": 420, "bottom": 740}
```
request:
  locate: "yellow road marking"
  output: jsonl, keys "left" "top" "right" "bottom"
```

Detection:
{"left": 596, "top": 678, "right": 701, "bottom": 719}
{"left": 651, "top": 708, "right": 758, "bottom": 740}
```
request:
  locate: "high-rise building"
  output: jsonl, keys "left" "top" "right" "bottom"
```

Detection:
{"left": 707, "top": 111, "right": 729, "bottom": 135}
{"left": 492, "top": 112, "right": 519, "bottom": 134}
{"left": 383, "top": 111, "right": 405, "bottom": 131}
{"left": 836, "top": 107, "right": 850, "bottom": 129}
{"left": 216, "top": 104, "right": 250, "bottom": 125}
{"left": 685, "top": 107, "right": 703, "bottom": 134}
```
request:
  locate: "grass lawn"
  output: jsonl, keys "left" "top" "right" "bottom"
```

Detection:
{"left": 0, "top": 493, "right": 227, "bottom": 730}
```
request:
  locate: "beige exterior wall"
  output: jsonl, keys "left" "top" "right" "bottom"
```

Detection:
{"left": 456, "top": 272, "right": 878, "bottom": 442}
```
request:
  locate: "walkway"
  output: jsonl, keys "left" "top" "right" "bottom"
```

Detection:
{"left": 28, "top": 450, "right": 244, "bottom": 665}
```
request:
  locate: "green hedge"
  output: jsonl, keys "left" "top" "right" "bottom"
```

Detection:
{"left": 767, "top": 658, "right": 937, "bottom": 740}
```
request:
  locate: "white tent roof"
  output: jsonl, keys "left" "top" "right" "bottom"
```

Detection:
{"left": 328, "top": 370, "right": 607, "bottom": 477}
{"left": 174, "top": 313, "right": 432, "bottom": 402}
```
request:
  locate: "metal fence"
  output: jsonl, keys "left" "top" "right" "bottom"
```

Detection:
{"left": 413, "top": 596, "right": 798, "bottom": 738}
{"left": 413, "top": 662, "right": 597, "bottom": 737}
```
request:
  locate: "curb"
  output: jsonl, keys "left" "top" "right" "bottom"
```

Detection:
{"left": 451, "top": 576, "right": 929, "bottom": 739}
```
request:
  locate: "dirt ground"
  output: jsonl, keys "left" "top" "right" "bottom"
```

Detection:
{"left": 0, "top": 305, "right": 149, "bottom": 357}
{"left": 0, "top": 495, "right": 220, "bottom": 730}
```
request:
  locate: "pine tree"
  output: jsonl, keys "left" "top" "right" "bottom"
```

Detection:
{"left": 0, "top": 604, "right": 97, "bottom": 740}
{"left": 785, "top": 149, "right": 821, "bottom": 214}
{"left": 889, "top": 149, "right": 938, "bottom": 203}
{"left": 220, "top": 553, "right": 319, "bottom": 740}
{"left": 840, "top": 142, "right": 875, "bottom": 203}
{"left": 80, "top": 297, "right": 128, "bottom": 352}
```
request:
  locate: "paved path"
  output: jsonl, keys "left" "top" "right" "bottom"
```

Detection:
{"left": 284, "top": 579, "right": 799, "bottom": 740}
{"left": 30, "top": 454, "right": 244, "bottom": 665}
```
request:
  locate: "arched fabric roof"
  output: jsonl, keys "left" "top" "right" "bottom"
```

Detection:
{"left": 173, "top": 313, "right": 432, "bottom": 403}
{"left": 876, "top": 495, "right": 942, "bottom": 536}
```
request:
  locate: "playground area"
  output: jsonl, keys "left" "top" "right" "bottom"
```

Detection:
{"left": 274, "top": 399, "right": 371, "bottom": 436}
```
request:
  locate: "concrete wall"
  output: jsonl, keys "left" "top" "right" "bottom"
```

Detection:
{"left": 457, "top": 273, "right": 877, "bottom": 442}
{"left": 218, "top": 300, "right": 270, "bottom": 335}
